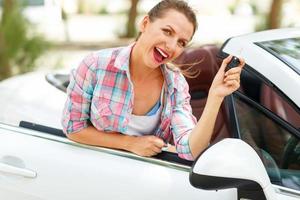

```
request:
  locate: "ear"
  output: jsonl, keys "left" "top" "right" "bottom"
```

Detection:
{"left": 139, "top": 15, "right": 150, "bottom": 33}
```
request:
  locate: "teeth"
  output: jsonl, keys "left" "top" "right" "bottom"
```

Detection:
{"left": 156, "top": 47, "right": 168, "bottom": 58}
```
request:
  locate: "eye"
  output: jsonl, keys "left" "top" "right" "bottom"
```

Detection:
{"left": 178, "top": 40, "right": 186, "bottom": 48}
{"left": 162, "top": 28, "right": 172, "bottom": 36}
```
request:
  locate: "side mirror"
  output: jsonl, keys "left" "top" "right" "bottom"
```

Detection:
{"left": 190, "top": 139, "right": 277, "bottom": 200}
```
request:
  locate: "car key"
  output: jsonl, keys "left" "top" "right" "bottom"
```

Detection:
{"left": 226, "top": 56, "right": 240, "bottom": 71}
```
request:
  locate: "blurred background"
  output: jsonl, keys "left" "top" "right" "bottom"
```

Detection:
{"left": 0, "top": 0, "right": 300, "bottom": 81}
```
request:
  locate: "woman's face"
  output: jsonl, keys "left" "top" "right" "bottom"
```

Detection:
{"left": 137, "top": 9, "right": 194, "bottom": 69}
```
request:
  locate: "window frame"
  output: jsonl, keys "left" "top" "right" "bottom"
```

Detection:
{"left": 232, "top": 90, "right": 300, "bottom": 138}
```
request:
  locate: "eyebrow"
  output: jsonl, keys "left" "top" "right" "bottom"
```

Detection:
{"left": 166, "top": 25, "right": 190, "bottom": 42}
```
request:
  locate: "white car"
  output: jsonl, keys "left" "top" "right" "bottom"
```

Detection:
{"left": 0, "top": 28, "right": 299, "bottom": 200}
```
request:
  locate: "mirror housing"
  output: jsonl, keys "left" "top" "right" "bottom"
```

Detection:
{"left": 190, "top": 139, "right": 277, "bottom": 200}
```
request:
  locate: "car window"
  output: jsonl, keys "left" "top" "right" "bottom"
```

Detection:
{"left": 234, "top": 67, "right": 300, "bottom": 191}
{"left": 256, "top": 37, "right": 300, "bottom": 75}
{"left": 238, "top": 67, "right": 300, "bottom": 130}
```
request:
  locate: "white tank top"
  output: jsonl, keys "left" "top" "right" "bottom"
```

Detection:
{"left": 125, "top": 84, "right": 164, "bottom": 136}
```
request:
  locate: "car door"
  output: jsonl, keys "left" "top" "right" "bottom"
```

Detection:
{"left": 0, "top": 123, "right": 237, "bottom": 200}
{"left": 229, "top": 66, "right": 300, "bottom": 199}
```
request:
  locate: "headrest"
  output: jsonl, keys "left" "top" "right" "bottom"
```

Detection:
{"left": 174, "top": 44, "right": 222, "bottom": 94}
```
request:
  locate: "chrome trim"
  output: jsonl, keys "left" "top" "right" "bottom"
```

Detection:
{"left": 274, "top": 185, "right": 300, "bottom": 198}
{"left": 0, "top": 123, "right": 191, "bottom": 172}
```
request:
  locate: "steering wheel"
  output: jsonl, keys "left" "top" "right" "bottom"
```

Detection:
{"left": 281, "top": 135, "right": 300, "bottom": 169}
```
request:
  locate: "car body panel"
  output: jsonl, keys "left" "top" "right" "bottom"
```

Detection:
{"left": 0, "top": 72, "right": 65, "bottom": 129}
{"left": 0, "top": 123, "right": 238, "bottom": 200}
{"left": 2, "top": 122, "right": 299, "bottom": 200}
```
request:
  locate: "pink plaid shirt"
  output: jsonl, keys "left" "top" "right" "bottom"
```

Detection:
{"left": 62, "top": 44, "right": 197, "bottom": 160}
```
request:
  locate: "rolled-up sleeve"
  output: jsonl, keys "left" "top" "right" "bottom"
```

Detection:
{"left": 171, "top": 76, "right": 197, "bottom": 161}
{"left": 62, "top": 54, "right": 97, "bottom": 134}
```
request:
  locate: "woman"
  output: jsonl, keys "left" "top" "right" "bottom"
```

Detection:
{"left": 62, "top": 0, "right": 245, "bottom": 161}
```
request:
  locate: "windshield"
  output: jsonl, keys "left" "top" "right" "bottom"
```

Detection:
{"left": 256, "top": 38, "right": 300, "bottom": 75}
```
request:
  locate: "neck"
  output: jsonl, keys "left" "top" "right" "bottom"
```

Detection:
{"left": 130, "top": 43, "right": 160, "bottom": 81}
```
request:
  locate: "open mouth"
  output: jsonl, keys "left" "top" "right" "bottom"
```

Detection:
{"left": 153, "top": 47, "right": 169, "bottom": 63}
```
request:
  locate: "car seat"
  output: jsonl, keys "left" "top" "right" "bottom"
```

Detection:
{"left": 175, "top": 45, "right": 232, "bottom": 143}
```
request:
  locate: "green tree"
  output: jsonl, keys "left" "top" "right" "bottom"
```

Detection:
{"left": 0, "top": 0, "right": 49, "bottom": 81}
{"left": 268, "top": 0, "right": 284, "bottom": 29}
{"left": 251, "top": 0, "right": 284, "bottom": 31}
{"left": 125, "top": 0, "right": 139, "bottom": 38}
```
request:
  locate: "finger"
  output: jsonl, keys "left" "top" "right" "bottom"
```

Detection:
{"left": 238, "top": 58, "right": 245, "bottom": 67}
{"left": 225, "top": 67, "right": 242, "bottom": 76}
{"left": 146, "top": 149, "right": 160, "bottom": 157}
{"left": 152, "top": 137, "right": 165, "bottom": 148}
{"left": 219, "top": 55, "right": 233, "bottom": 71}
{"left": 225, "top": 80, "right": 240, "bottom": 87}
{"left": 140, "top": 149, "right": 155, "bottom": 157}
{"left": 224, "top": 78, "right": 239, "bottom": 83}
{"left": 223, "top": 55, "right": 234, "bottom": 64}
{"left": 224, "top": 74, "right": 240, "bottom": 82}
{"left": 152, "top": 146, "right": 162, "bottom": 154}
{"left": 225, "top": 85, "right": 240, "bottom": 91}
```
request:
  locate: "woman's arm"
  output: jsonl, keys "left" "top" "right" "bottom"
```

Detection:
{"left": 67, "top": 126, "right": 165, "bottom": 157}
{"left": 188, "top": 93, "right": 223, "bottom": 158}
{"left": 189, "top": 55, "right": 245, "bottom": 158}
{"left": 62, "top": 53, "right": 96, "bottom": 134}
{"left": 67, "top": 126, "right": 132, "bottom": 150}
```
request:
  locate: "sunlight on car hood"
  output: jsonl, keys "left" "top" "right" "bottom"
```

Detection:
{"left": 0, "top": 71, "right": 66, "bottom": 129}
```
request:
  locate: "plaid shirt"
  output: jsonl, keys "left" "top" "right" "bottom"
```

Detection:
{"left": 62, "top": 44, "right": 197, "bottom": 160}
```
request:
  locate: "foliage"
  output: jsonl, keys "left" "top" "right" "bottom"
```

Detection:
{"left": 0, "top": 0, "right": 49, "bottom": 80}
{"left": 254, "top": 13, "right": 268, "bottom": 32}
{"left": 123, "top": 0, "right": 139, "bottom": 38}
{"left": 98, "top": 6, "right": 109, "bottom": 15}
{"left": 252, "top": 0, "right": 283, "bottom": 31}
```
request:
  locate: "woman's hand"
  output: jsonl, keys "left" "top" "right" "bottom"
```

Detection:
{"left": 209, "top": 55, "right": 245, "bottom": 99}
{"left": 127, "top": 135, "right": 166, "bottom": 157}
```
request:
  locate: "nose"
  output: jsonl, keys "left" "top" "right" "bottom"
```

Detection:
{"left": 165, "top": 38, "right": 177, "bottom": 52}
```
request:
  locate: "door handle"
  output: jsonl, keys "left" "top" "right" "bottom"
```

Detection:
{"left": 0, "top": 162, "right": 37, "bottom": 178}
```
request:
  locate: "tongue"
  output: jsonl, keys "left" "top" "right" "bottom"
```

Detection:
{"left": 153, "top": 48, "right": 163, "bottom": 63}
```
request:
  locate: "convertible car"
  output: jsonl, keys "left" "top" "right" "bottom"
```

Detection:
{"left": 0, "top": 28, "right": 299, "bottom": 200}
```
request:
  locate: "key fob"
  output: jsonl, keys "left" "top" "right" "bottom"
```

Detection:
{"left": 226, "top": 56, "right": 240, "bottom": 71}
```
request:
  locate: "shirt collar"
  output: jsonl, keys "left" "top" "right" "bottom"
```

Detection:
{"left": 161, "top": 64, "right": 178, "bottom": 94}
{"left": 113, "top": 43, "right": 135, "bottom": 71}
